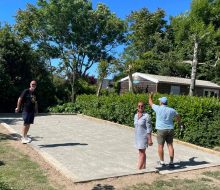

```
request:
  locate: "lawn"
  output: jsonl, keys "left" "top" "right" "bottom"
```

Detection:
{"left": 122, "top": 170, "right": 220, "bottom": 190}
{"left": 0, "top": 132, "right": 60, "bottom": 190}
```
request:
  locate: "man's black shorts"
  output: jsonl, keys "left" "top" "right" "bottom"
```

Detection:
{"left": 22, "top": 112, "right": 35, "bottom": 124}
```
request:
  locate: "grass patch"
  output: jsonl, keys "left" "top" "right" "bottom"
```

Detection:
{"left": 203, "top": 171, "right": 220, "bottom": 180}
{"left": 0, "top": 133, "right": 60, "bottom": 190}
{"left": 122, "top": 178, "right": 219, "bottom": 190}
{"left": 200, "top": 177, "right": 213, "bottom": 182}
{"left": 0, "top": 179, "right": 20, "bottom": 190}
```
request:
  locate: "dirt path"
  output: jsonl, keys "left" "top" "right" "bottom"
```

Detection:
{"left": 0, "top": 124, "right": 219, "bottom": 190}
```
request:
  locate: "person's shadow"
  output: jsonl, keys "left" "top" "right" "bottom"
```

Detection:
{"left": 156, "top": 157, "right": 209, "bottom": 171}
{"left": 38, "top": 143, "right": 88, "bottom": 148}
{"left": 0, "top": 118, "right": 23, "bottom": 125}
{"left": 0, "top": 133, "right": 19, "bottom": 141}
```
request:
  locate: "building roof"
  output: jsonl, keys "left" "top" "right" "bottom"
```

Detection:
{"left": 119, "top": 72, "right": 220, "bottom": 89}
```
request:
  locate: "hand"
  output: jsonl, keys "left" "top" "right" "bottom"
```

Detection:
{"left": 15, "top": 107, "right": 19, "bottom": 113}
{"left": 180, "top": 125, "right": 184, "bottom": 131}
{"left": 148, "top": 139, "right": 153, "bottom": 146}
{"left": 149, "top": 92, "right": 154, "bottom": 96}
{"left": 178, "top": 123, "right": 184, "bottom": 131}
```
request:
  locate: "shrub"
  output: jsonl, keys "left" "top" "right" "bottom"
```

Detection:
{"left": 49, "top": 102, "right": 77, "bottom": 113}
{"left": 49, "top": 93, "right": 220, "bottom": 148}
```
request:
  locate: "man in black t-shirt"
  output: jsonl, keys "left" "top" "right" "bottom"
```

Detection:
{"left": 15, "top": 80, "right": 38, "bottom": 144}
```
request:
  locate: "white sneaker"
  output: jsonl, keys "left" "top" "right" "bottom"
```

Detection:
{"left": 157, "top": 161, "right": 166, "bottom": 167}
{"left": 21, "top": 137, "right": 31, "bottom": 144}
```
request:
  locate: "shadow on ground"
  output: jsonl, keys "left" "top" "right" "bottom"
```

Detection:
{"left": 29, "top": 136, "right": 43, "bottom": 142}
{"left": 38, "top": 143, "right": 88, "bottom": 148}
{"left": 0, "top": 118, "right": 23, "bottom": 126}
{"left": 0, "top": 133, "right": 19, "bottom": 141}
{"left": 157, "top": 157, "right": 209, "bottom": 171}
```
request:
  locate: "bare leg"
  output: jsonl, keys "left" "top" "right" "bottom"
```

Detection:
{"left": 158, "top": 144, "right": 164, "bottom": 162}
{"left": 21, "top": 124, "right": 30, "bottom": 138}
{"left": 167, "top": 143, "right": 174, "bottom": 163}
{"left": 142, "top": 151, "right": 146, "bottom": 169}
{"left": 138, "top": 149, "right": 146, "bottom": 169}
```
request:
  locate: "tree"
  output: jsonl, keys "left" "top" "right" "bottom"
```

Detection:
{"left": 15, "top": 0, "right": 126, "bottom": 102}
{"left": 171, "top": 0, "right": 217, "bottom": 96}
{"left": 123, "top": 8, "right": 192, "bottom": 79}
{"left": 115, "top": 46, "right": 143, "bottom": 93}
{"left": 0, "top": 24, "right": 55, "bottom": 112}
{"left": 96, "top": 59, "right": 111, "bottom": 96}
{"left": 116, "top": 8, "right": 169, "bottom": 92}
{"left": 126, "top": 8, "right": 167, "bottom": 57}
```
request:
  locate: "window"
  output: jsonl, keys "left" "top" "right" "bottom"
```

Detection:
{"left": 170, "top": 85, "right": 180, "bottom": 95}
{"left": 203, "top": 89, "right": 219, "bottom": 97}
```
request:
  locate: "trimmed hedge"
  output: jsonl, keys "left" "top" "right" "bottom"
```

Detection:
{"left": 49, "top": 93, "right": 220, "bottom": 148}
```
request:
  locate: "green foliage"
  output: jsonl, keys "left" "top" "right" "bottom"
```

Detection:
{"left": 183, "top": 113, "right": 220, "bottom": 148}
{"left": 96, "top": 60, "right": 112, "bottom": 96}
{"left": 49, "top": 102, "right": 77, "bottom": 113}
{"left": 0, "top": 25, "right": 56, "bottom": 112}
{"left": 76, "top": 77, "right": 97, "bottom": 95}
{"left": 126, "top": 8, "right": 167, "bottom": 56}
{"left": 50, "top": 93, "right": 220, "bottom": 148}
{"left": 170, "top": 0, "right": 220, "bottom": 84}
{"left": 52, "top": 75, "right": 70, "bottom": 104}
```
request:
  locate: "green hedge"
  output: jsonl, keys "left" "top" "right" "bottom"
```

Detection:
{"left": 49, "top": 93, "right": 220, "bottom": 148}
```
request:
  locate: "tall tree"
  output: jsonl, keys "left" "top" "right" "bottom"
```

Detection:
{"left": 126, "top": 8, "right": 166, "bottom": 56}
{"left": 15, "top": 0, "right": 126, "bottom": 102}
{"left": 171, "top": 0, "right": 217, "bottom": 96}
{"left": 96, "top": 59, "right": 111, "bottom": 96}
{"left": 114, "top": 45, "right": 143, "bottom": 93}
{"left": 117, "top": 8, "right": 169, "bottom": 92}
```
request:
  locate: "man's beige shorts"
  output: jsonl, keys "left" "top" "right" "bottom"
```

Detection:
{"left": 157, "top": 129, "right": 174, "bottom": 145}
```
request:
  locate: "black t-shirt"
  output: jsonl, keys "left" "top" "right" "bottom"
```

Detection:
{"left": 20, "top": 89, "right": 37, "bottom": 112}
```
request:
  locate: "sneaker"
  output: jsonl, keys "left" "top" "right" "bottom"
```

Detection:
{"left": 157, "top": 161, "right": 166, "bottom": 167}
{"left": 21, "top": 137, "right": 31, "bottom": 144}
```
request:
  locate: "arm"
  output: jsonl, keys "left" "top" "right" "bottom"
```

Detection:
{"left": 147, "top": 133, "right": 153, "bottom": 146}
{"left": 15, "top": 89, "right": 26, "bottom": 113}
{"left": 176, "top": 114, "right": 181, "bottom": 123}
{"left": 146, "top": 115, "right": 153, "bottom": 146}
{"left": 176, "top": 114, "right": 184, "bottom": 130}
{"left": 148, "top": 92, "right": 154, "bottom": 108}
{"left": 15, "top": 97, "right": 22, "bottom": 113}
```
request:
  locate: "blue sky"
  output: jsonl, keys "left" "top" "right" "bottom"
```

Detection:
{"left": 0, "top": 0, "right": 192, "bottom": 78}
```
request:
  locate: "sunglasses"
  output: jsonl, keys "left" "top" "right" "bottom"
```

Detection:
{"left": 138, "top": 105, "right": 144, "bottom": 108}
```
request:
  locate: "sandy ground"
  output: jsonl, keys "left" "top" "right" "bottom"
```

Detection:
{"left": 0, "top": 125, "right": 220, "bottom": 190}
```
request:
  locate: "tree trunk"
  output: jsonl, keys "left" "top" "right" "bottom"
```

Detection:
{"left": 128, "top": 72, "right": 134, "bottom": 93}
{"left": 96, "top": 79, "right": 103, "bottom": 97}
{"left": 189, "top": 37, "right": 199, "bottom": 96}
{"left": 71, "top": 71, "right": 76, "bottom": 102}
